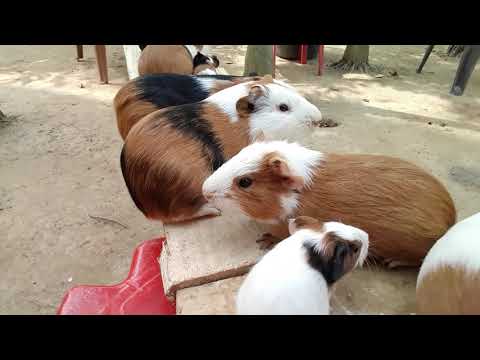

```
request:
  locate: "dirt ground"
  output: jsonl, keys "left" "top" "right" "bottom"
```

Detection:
{"left": 1, "top": 45, "right": 479, "bottom": 314}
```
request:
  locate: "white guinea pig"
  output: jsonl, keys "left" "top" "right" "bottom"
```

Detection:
{"left": 236, "top": 216, "right": 369, "bottom": 315}
{"left": 416, "top": 212, "right": 480, "bottom": 314}
{"left": 121, "top": 76, "right": 322, "bottom": 224}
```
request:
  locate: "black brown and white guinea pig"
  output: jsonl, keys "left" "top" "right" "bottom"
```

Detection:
{"left": 236, "top": 216, "right": 369, "bottom": 315}
{"left": 138, "top": 45, "right": 219, "bottom": 76}
{"left": 416, "top": 212, "right": 480, "bottom": 314}
{"left": 114, "top": 73, "right": 262, "bottom": 140}
{"left": 202, "top": 140, "right": 457, "bottom": 268}
{"left": 120, "top": 76, "right": 323, "bottom": 224}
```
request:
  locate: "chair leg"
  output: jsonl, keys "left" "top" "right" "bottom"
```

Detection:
{"left": 450, "top": 45, "right": 480, "bottom": 96}
{"left": 317, "top": 45, "right": 325, "bottom": 76}
{"left": 76, "top": 45, "right": 83, "bottom": 60}
{"left": 272, "top": 45, "right": 277, "bottom": 78}
{"left": 299, "top": 45, "right": 308, "bottom": 64}
{"left": 416, "top": 45, "right": 435, "bottom": 73}
{"left": 95, "top": 45, "right": 109, "bottom": 84}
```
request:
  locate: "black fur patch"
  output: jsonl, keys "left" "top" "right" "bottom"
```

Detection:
{"left": 139, "top": 45, "right": 147, "bottom": 51}
{"left": 120, "top": 146, "right": 147, "bottom": 215}
{"left": 193, "top": 52, "right": 212, "bottom": 68}
{"left": 136, "top": 74, "right": 211, "bottom": 109}
{"left": 160, "top": 103, "right": 225, "bottom": 171}
{"left": 304, "top": 241, "right": 352, "bottom": 285}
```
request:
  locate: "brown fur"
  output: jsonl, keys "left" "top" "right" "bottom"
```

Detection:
{"left": 113, "top": 80, "right": 159, "bottom": 140}
{"left": 234, "top": 152, "right": 457, "bottom": 266}
{"left": 417, "top": 265, "right": 480, "bottom": 314}
{"left": 122, "top": 103, "right": 251, "bottom": 223}
{"left": 113, "top": 76, "right": 261, "bottom": 141}
{"left": 138, "top": 45, "right": 194, "bottom": 76}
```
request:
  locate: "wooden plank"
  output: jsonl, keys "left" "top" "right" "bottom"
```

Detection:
{"left": 160, "top": 213, "right": 269, "bottom": 299}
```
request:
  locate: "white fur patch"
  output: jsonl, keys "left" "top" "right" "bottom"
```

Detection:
{"left": 417, "top": 212, "right": 480, "bottom": 287}
{"left": 196, "top": 68, "right": 217, "bottom": 75}
{"left": 197, "top": 77, "right": 217, "bottom": 93}
{"left": 281, "top": 194, "right": 300, "bottom": 219}
{"left": 236, "top": 229, "right": 330, "bottom": 315}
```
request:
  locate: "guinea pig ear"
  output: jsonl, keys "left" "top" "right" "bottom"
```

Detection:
{"left": 288, "top": 216, "right": 320, "bottom": 235}
{"left": 289, "top": 216, "right": 322, "bottom": 234}
{"left": 235, "top": 84, "right": 266, "bottom": 116}
{"left": 268, "top": 156, "right": 304, "bottom": 191}
{"left": 211, "top": 55, "right": 220, "bottom": 68}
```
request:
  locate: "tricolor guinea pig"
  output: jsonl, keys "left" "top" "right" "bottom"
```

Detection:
{"left": 202, "top": 140, "right": 457, "bottom": 268}
{"left": 114, "top": 73, "right": 262, "bottom": 140}
{"left": 236, "top": 216, "right": 369, "bottom": 315}
{"left": 416, "top": 212, "right": 480, "bottom": 314}
{"left": 120, "top": 76, "right": 322, "bottom": 224}
{"left": 138, "top": 45, "right": 220, "bottom": 77}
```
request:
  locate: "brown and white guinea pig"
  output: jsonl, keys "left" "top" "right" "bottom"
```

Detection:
{"left": 236, "top": 216, "right": 369, "bottom": 315}
{"left": 113, "top": 73, "right": 262, "bottom": 140}
{"left": 120, "top": 76, "right": 322, "bottom": 224}
{"left": 138, "top": 45, "right": 219, "bottom": 76}
{"left": 416, "top": 212, "right": 480, "bottom": 314}
{"left": 202, "top": 140, "right": 457, "bottom": 268}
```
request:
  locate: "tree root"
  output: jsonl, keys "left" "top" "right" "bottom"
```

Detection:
{"left": 328, "top": 59, "right": 378, "bottom": 73}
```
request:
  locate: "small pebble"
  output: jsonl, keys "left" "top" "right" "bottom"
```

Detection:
{"left": 362, "top": 99, "right": 370, "bottom": 102}
{"left": 67, "top": 277, "right": 73, "bottom": 283}
{"left": 440, "top": 122, "right": 446, "bottom": 127}
{"left": 80, "top": 83, "right": 85, "bottom": 88}
{"left": 428, "top": 121, "right": 432, "bottom": 125}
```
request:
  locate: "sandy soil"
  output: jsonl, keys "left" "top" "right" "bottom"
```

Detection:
{"left": 0, "top": 45, "right": 479, "bottom": 314}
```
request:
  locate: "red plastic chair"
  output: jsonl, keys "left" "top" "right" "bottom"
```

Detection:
{"left": 272, "top": 45, "right": 325, "bottom": 78}
{"left": 57, "top": 237, "right": 176, "bottom": 315}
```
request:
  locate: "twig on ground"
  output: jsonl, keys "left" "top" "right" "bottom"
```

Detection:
{"left": 88, "top": 214, "right": 128, "bottom": 229}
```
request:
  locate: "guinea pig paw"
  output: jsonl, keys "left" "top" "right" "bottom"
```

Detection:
{"left": 256, "top": 233, "right": 281, "bottom": 251}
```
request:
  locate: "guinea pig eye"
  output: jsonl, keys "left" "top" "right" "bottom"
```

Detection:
{"left": 279, "top": 103, "right": 289, "bottom": 112}
{"left": 351, "top": 244, "right": 360, "bottom": 253}
{"left": 238, "top": 177, "right": 253, "bottom": 189}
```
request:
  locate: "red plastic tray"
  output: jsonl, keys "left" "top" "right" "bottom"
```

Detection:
{"left": 57, "top": 237, "right": 176, "bottom": 315}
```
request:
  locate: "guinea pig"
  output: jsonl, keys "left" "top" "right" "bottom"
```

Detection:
{"left": 113, "top": 73, "right": 262, "bottom": 140}
{"left": 202, "top": 140, "right": 457, "bottom": 268}
{"left": 138, "top": 45, "right": 219, "bottom": 76}
{"left": 416, "top": 212, "right": 480, "bottom": 314}
{"left": 236, "top": 216, "right": 369, "bottom": 315}
{"left": 120, "top": 76, "right": 323, "bottom": 224}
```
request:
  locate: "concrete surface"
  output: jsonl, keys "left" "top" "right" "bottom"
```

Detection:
{"left": 1, "top": 45, "right": 479, "bottom": 314}
{"left": 161, "top": 214, "right": 269, "bottom": 298}
{"left": 175, "top": 267, "right": 418, "bottom": 315}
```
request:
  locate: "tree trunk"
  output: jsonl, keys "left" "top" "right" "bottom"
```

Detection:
{"left": 243, "top": 45, "right": 273, "bottom": 76}
{"left": 330, "top": 45, "right": 373, "bottom": 72}
{"left": 447, "top": 45, "right": 465, "bottom": 57}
